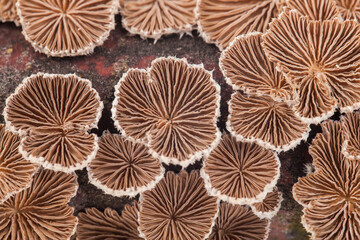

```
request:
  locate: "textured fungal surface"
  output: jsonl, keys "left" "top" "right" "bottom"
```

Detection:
{"left": 139, "top": 171, "right": 218, "bottom": 240}
{"left": 207, "top": 202, "right": 270, "bottom": 240}
{"left": 197, "top": 0, "right": 285, "bottom": 49}
{"left": 0, "top": 168, "right": 78, "bottom": 240}
{"left": 287, "top": 0, "right": 339, "bottom": 20}
{"left": 0, "top": 0, "right": 19, "bottom": 25}
{"left": 263, "top": 10, "right": 360, "bottom": 123}
{"left": 0, "top": 124, "right": 38, "bottom": 203}
{"left": 202, "top": 134, "right": 280, "bottom": 204}
{"left": 112, "top": 57, "right": 220, "bottom": 167}
{"left": 341, "top": 112, "right": 360, "bottom": 160}
{"left": 17, "top": 0, "right": 117, "bottom": 57}
{"left": 228, "top": 92, "right": 309, "bottom": 152}
{"left": 293, "top": 121, "right": 360, "bottom": 239}
{"left": 122, "top": 0, "right": 197, "bottom": 40}
{"left": 334, "top": 0, "right": 360, "bottom": 20}
{"left": 251, "top": 187, "right": 283, "bottom": 219}
{"left": 77, "top": 202, "right": 141, "bottom": 240}
{"left": 4, "top": 73, "right": 103, "bottom": 173}
{"left": 88, "top": 132, "right": 164, "bottom": 197}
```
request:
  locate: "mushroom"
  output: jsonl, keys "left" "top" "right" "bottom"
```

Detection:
{"left": 0, "top": 0, "right": 20, "bottom": 25}
{"left": 341, "top": 112, "right": 360, "bottom": 160}
{"left": 87, "top": 132, "right": 164, "bottom": 197}
{"left": 112, "top": 57, "right": 221, "bottom": 167}
{"left": 4, "top": 73, "right": 103, "bottom": 173}
{"left": 196, "top": 0, "right": 286, "bottom": 50}
{"left": 0, "top": 168, "right": 78, "bottom": 240}
{"left": 287, "top": 0, "right": 339, "bottom": 20}
{"left": 207, "top": 202, "right": 270, "bottom": 240}
{"left": 139, "top": 171, "right": 219, "bottom": 240}
{"left": 0, "top": 124, "right": 38, "bottom": 204}
{"left": 16, "top": 0, "right": 117, "bottom": 57}
{"left": 251, "top": 187, "right": 283, "bottom": 219}
{"left": 334, "top": 0, "right": 360, "bottom": 20}
{"left": 263, "top": 10, "right": 360, "bottom": 124}
{"left": 122, "top": 0, "right": 197, "bottom": 41}
{"left": 293, "top": 120, "right": 360, "bottom": 239}
{"left": 201, "top": 134, "right": 280, "bottom": 205}
{"left": 77, "top": 201, "right": 142, "bottom": 240}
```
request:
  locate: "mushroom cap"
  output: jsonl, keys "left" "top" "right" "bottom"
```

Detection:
{"left": 220, "top": 32, "right": 294, "bottom": 102}
{"left": 341, "top": 112, "right": 360, "bottom": 160}
{"left": 139, "top": 171, "right": 219, "bottom": 240}
{"left": 4, "top": 73, "right": 103, "bottom": 173}
{"left": 293, "top": 120, "right": 360, "bottom": 239}
{"left": 251, "top": 187, "right": 283, "bottom": 219}
{"left": 87, "top": 132, "right": 164, "bottom": 197}
{"left": 0, "top": 0, "right": 20, "bottom": 25}
{"left": 17, "top": 0, "right": 117, "bottom": 57}
{"left": 196, "top": 0, "right": 286, "bottom": 50}
{"left": 112, "top": 57, "right": 221, "bottom": 167}
{"left": 228, "top": 92, "right": 310, "bottom": 152}
{"left": 207, "top": 202, "right": 270, "bottom": 240}
{"left": 201, "top": 134, "right": 280, "bottom": 205}
{"left": 77, "top": 201, "right": 142, "bottom": 240}
{"left": 0, "top": 124, "right": 38, "bottom": 204}
{"left": 287, "top": 0, "right": 339, "bottom": 20}
{"left": 263, "top": 10, "right": 360, "bottom": 124}
{"left": 334, "top": 0, "right": 360, "bottom": 20}
{"left": 0, "top": 168, "right": 78, "bottom": 240}
{"left": 122, "top": 0, "right": 197, "bottom": 40}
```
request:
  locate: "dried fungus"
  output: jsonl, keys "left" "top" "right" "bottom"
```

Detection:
{"left": 251, "top": 187, "right": 283, "bottom": 219}
{"left": 0, "top": 0, "right": 19, "bottom": 25}
{"left": 287, "top": 0, "right": 339, "bottom": 20}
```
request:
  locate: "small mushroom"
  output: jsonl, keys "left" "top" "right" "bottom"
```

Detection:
{"left": 287, "top": 0, "right": 339, "bottom": 20}
{"left": 112, "top": 57, "right": 221, "bottom": 167}
{"left": 77, "top": 201, "right": 142, "bottom": 240}
{"left": 4, "top": 73, "right": 103, "bottom": 173}
{"left": 201, "top": 134, "right": 280, "bottom": 205}
{"left": 17, "top": 0, "right": 117, "bottom": 57}
{"left": 0, "top": 168, "right": 78, "bottom": 240}
{"left": 139, "top": 171, "right": 219, "bottom": 240}
{"left": 251, "top": 187, "right": 283, "bottom": 219}
{"left": 87, "top": 132, "right": 164, "bottom": 197}
{"left": 0, "top": 124, "right": 38, "bottom": 203}
{"left": 0, "top": 0, "right": 20, "bottom": 25}
{"left": 341, "top": 112, "right": 360, "bottom": 160}
{"left": 334, "top": 0, "right": 360, "bottom": 20}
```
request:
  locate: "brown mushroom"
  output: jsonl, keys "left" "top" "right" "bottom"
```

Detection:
{"left": 87, "top": 132, "right": 164, "bottom": 197}
{"left": 341, "top": 112, "right": 360, "bottom": 160}
{"left": 77, "top": 201, "right": 142, "bottom": 240}
{"left": 17, "top": 0, "right": 117, "bottom": 57}
{"left": 139, "top": 171, "right": 219, "bottom": 240}
{"left": 251, "top": 187, "right": 283, "bottom": 219}
{"left": 0, "top": 0, "right": 20, "bottom": 25}
{"left": 112, "top": 57, "right": 221, "bottom": 167}
{"left": 263, "top": 10, "right": 360, "bottom": 124}
{"left": 0, "top": 124, "right": 38, "bottom": 203}
{"left": 207, "top": 202, "right": 270, "bottom": 240}
{"left": 196, "top": 0, "right": 286, "bottom": 50}
{"left": 334, "top": 0, "right": 360, "bottom": 20}
{"left": 293, "top": 120, "right": 360, "bottom": 239}
{"left": 122, "top": 0, "right": 197, "bottom": 40}
{"left": 4, "top": 73, "right": 103, "bottom": 173}
{"left": 0, "top": 168, "right": 78, "bottom": 240}
{"left": 201, "top": 134, "right": 280, "bottom": 205}
{"left": 287, "top": 0, "right": 339, "bottom": 20}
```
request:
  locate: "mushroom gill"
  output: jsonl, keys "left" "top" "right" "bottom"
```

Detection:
{"left": 341, "top": 112, "right": 360, "bottom": 160}
{"left": 0, "top": 0, "right": 20, "bottom": 25}
{"left": 251, "top": 187, "right": 283, "bottom": 219}
{"left": 334, "top": 0, "right": 360, "bottom": 20}
{"left": 287, "top": 0, "right": 339, "bottom": 20}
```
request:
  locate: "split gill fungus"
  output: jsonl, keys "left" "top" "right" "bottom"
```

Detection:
{"left": 342, "top": 112, "right": 360, "bottom": 160}
{"left": 0, "top": 0, "right": 20, "bottom": 25}
{"left": 250, "top": 187, "right": 283, "bottom": 220}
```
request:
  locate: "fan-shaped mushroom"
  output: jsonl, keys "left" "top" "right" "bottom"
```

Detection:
{"left": 4, "top": 73, "right": 103, "bottom": 173}
{"left": 112, "top": 57, "right": 221, "bottom": 167}
{"left": 17, "top": 0, "right": 117, "bottom": 57}
{"left": 341, "top": 112, "right": 360, "bottom": 160}
{"left": 0, "top": 0, "right": 19, "bottom": 25}
{"left": 287, "top": 0, "right": 339, "bottom": 20}
{"left": 139, "top": 171, "right": 219, "bottom": 240}
{"left": 88, "top": 132, "right": 164, "bottom": 197}
{"left": 251, "top": 187, "right": 283, "bottom": 219}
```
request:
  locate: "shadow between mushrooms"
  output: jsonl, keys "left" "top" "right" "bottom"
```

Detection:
{"left": 201, "top": 134, "right": 280, "bottom": 205}
{"left": 341, "top": 112, "right": 360, "bottom": 160}
{"left": 17, "top": 0, "right": 117, "bottom": 57}
{"left": 0, "top": 124, "right": 38, "bottom": 204}
{"left": 287, "top": 0, "right": 339, "bottom": 20}
{"left": 250, "top": 187, "right": 283, "bottom": 219}
{"left": 293, "top": 120, "right": 360, "bottom": 239}
{"left": 4, "top": 73, "right": 103, "bottom": 173}
{"left": 0, "top": 0, "right": 20, "bottom": 25}
{"left": 77, "top": 201, "right": 142, "bottom": 240}
{"left": 112, "top": 57, "right": 221, "bottom": 168}
{"left": 87, "top": 132, "right": 164, "bottom": 197}
{"left": 0, "top": 168, "right": 78, "bottom": 240}
{"left": 139, "top": 171, "right": 219, "bottom": 240}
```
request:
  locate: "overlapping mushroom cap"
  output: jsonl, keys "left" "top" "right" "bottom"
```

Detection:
{"left": 263, "top": 10, "right": 360, "bottom": 124}
{"left": 77, "top": 201, "right": 142, "bottom": 240}
{"left": 201, "top": 134, "right": 280, "bottom": 205}
{"left": 196, "top": 0, "right": 286, "bottom": 50}
{"left": 251, "top": 187, "right": 283, "bottom": 219}
{"left": 122, "top": 0, "right": 197, "bottom": 40}
{"left": 293, "top": 120, "right": 360, "bottom": 239}
{"left": 4, "top": 73, "right": 103, "bottom": 173}
{"left": 112, "top": 57, "right": 221, "bottom": 167}
{"left": 17, "top": 0, "right": 117, "bottom": 57}
{"left": 208, "top": 202, "right": 270, "bottom": 240}
{"left": 139, "top": 171, "right": 219, "bottom": 240}
{"left": 87, "top": 132, "right": 164, "bottom": 197}
{"left": 334, "top": 0, "right": 360, "bottom": 20}
{"left": 287, "top": 0, "right": 339, "bottom": 20}
{"left": 341, "top": 112, "right": 360, "bottom": 160}
{"left": 0, "top": 168, "right": 78, "bottom": 240}
{"left": 0, "top": 124, "right": 38, "bottom": 203}
{"left": 0, "top": 0, "right": 19, "bottom": 25}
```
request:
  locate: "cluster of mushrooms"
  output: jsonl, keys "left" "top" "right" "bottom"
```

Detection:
{"left": 1, "top": 0, "right": 360, "bottom": 239}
